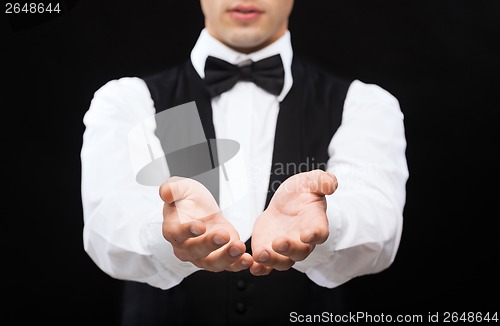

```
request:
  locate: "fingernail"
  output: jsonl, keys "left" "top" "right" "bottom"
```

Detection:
{"left": 304, "top": 233, "right": 315, "bottom": 243}
{"left": 253, "top": 265, "right": 264, "bottom": 275}
{"left": 277, "top": 242, "right": 289, "bottom": 253}
{"left": 229, "top": 246, "right": 242, "bottom": 257}
{"left": 327, "top": 172, "right": 338, "bottom": 190}
{"left": 213, "top": 235, "right": 226, "bottom": 246}
{"left": 240, "top": 261, "right": 250, "bottom": 267}
{"left": 190, "top": 226, "right": 201, "bottom": 236}
{"left": 257, "top": 251, "right": 269, "bottom": 263}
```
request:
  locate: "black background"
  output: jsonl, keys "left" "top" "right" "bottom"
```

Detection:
{"left": 3, "top": 0, "right": 499, "bottom": 324}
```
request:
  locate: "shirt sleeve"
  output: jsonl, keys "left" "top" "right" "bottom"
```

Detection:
{"left": 293, "top": 79, "right": 409, "bottom": 288}
{"left": 81, "top": 77, "right": 200, "bottom": 290}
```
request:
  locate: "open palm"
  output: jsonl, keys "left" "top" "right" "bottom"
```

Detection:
{"left": 250, "top": 170, "right": 337, "bottom": 275}
{"left": 160, "top": 177, "right": 253, "bottom": 272}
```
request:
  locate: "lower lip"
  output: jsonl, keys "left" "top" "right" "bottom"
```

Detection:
{"left": 229, "top": 10, "right": 262, "bottom": 22}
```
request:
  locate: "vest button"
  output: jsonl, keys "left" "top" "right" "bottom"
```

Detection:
{"left": 236, "top": 279, "right": 247, "bottom": 291}
{"left": 235, "top": 302, "right": 246, "bottom": 314}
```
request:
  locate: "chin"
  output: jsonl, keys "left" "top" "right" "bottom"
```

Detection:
{"left": 226, "top": 31, "right": 269, "bottom": 51}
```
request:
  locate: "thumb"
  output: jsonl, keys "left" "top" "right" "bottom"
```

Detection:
{"left": 159, "top": 176, "right": 189, "bottom": 204}
{"left": 305, "top": 170, "right": 338, "bottom": 196}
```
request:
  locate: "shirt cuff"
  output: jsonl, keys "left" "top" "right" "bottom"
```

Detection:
{"left": 144, "top": 221, "right": 201, "bottom": 289}
{"left": 292, "top": 193, "right": 342, "bottom": 273}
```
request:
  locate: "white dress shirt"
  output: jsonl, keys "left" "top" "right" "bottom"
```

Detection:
{"left": 81, "top": 28, "right": 409, "bottom": 290}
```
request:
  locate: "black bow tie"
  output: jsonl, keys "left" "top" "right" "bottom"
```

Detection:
{"left": 204, "top": 54, "right": 285, "bottom": 98}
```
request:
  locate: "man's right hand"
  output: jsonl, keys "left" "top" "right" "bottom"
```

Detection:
{"left": 159, "top": 176, "right": 253, "bottom": 272}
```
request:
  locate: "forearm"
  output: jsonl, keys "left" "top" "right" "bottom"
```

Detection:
{"left": 82, "top": 189, "right": 200, "bottom": 290}
{"left": 293, "top": 79, "right": 409, "bottom": 288}
{"left": 81, "top": 77, "right": 200, "bottom": 290}
{"left": 293, "top": 185, "right": 404, "bottom": 288}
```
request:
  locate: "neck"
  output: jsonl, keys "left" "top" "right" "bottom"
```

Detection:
{"left": 222, "top": 35, "right": 282, "bottom": 54}
{"left": 206, "top": 27, "right": 288, "bottom": 55}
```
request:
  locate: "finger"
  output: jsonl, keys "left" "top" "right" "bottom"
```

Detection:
{"left": 300, "top": 227, "right": 329, "bottom": 245}
{"left": 198, "top": 240, "right": 247, "bottom": 272}
{"left": 159, "top": 176, "right": 188, "bottom": 203}
{"left": 174, "top": 230, "right": 230, "bottom": 268}
{"left": 253, "top": 247, "right": 294, "bottom": 272}
{"left": 249, "top": 262, "right": 273, "bottom": 276}
{"left": 272, "top": 238, "right": 315, "bottom": 262}
{"left": 184, "top": 229, "right": 232, "bottom": 260}
{"left": 305, "top": 170, "right": 338, "bottom": 196}
{"left": 162, "top": 219, "right": 206, "bottom": 244}
{"left": 324, "top": 171, "right": 338, "bottom": 194}
{"left": 226, "top": 253, "right": 254, "bottom": 272}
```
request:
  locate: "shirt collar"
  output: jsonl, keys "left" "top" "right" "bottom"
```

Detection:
{"left": 191, "top": 28, "right": 293, "bottom": 102}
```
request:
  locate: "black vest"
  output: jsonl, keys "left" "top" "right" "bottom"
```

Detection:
{"left": 120, "top": 58, "right": 351, "bottom": 326}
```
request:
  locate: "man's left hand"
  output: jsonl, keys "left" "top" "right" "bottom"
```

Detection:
{"left": 249, "top": 169, "right": 338, "bottom": 276}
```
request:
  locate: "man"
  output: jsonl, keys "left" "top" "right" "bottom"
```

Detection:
{"left": 81, "top": 0, "right": 409, "bottom": 325}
